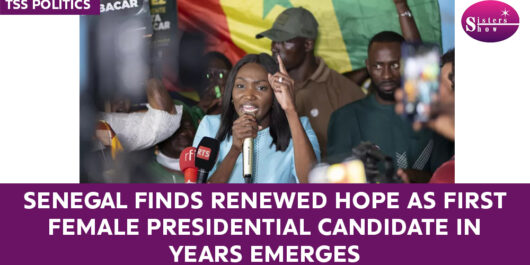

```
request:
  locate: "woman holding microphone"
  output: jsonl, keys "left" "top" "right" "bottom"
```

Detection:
{"left": 192, "top": 53, "right": 319, "bottom": 183}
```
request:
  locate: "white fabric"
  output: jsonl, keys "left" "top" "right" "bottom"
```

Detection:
{"left": 101, "top": 105, "right": 183, "bottom": 151}
{"left": 156, "top": 152, "right": 181, "bottom": 171}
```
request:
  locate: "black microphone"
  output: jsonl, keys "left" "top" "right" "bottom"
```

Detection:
{"left": 194, "top": 137, "right": 220, "bottom": 183}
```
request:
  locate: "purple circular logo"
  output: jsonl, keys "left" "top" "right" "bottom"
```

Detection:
{"left": 462, "top": 0, "right": 519, "bottom": 42}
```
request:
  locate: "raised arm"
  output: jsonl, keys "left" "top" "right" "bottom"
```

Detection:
{"left": 146, "top": 78, "right": 176, "bottom": 114}
{"left": 393, "top": 0, "right": 421, "bottom": 42}
{"left": 269, "top": 55, "right": 317, "bottom": 183}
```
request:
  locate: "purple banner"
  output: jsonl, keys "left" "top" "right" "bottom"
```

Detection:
{"left": 0, "top": 0, "right": 99, "bottom": 15}
{"left": 0, "top": 184, "right": 528, "bottom": 264}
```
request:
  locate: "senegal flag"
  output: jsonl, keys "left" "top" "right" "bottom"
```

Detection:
{"left": 178, "top": 0, "right": 441, "bottom": 73}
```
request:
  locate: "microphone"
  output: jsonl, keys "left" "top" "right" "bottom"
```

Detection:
{"left": 194, "top": 137, "right": 220, "bottom": 183}
{"left": 179, "top": 147, "right": 198, "bottom": 183}
{"left": 242, "top": 112, "right": 255, "bottom": 183}
{"left": 242, "top": 138, "right": 253, "bottom": 183}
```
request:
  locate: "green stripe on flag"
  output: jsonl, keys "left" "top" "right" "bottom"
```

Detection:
{"left": 332, "top": 0, "right": 441, "bottom": 70}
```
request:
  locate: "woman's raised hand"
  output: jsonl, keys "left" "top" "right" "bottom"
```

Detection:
{"left": 268, "top": 55, "right": 296, "bottom": 113}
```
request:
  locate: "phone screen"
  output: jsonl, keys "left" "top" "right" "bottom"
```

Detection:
{"left": 401, "top": 42, "right": 441, "bottom": 122}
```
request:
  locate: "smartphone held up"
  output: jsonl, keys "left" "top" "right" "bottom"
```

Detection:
{"left": 401, "top": 42, "right": 441, "bottom": 123}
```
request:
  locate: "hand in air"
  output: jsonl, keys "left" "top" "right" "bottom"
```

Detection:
{"left": 268, "top": 55, "right": 296, "bottom": 113}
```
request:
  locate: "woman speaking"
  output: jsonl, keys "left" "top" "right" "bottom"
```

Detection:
{"left": 192, "top": 53, "right": 320, "bottom": 183}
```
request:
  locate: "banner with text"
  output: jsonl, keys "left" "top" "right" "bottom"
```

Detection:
{"left": 0, "top": 184, "right": 527, "bottom": 264}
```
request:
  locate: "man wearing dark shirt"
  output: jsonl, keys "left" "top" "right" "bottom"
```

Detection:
{"left": 327, "top": 32, "right": 451, "bottom": 178}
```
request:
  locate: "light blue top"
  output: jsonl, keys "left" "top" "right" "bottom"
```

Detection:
{"left": 192, "top": 115, "right": 320, "bottom": 183}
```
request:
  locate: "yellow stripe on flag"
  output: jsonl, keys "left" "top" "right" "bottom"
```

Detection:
{"left": 220, "top": 0, "right": 352, "bottom": 73}
{"left": 220, "top": 0, "right": 272, "bottom": 54}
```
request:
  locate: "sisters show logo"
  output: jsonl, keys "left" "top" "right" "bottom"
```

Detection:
{"left": 462, "top": 0, "right": 519, "bottom": 42}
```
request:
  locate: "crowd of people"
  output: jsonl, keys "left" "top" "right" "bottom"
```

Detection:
{"left": 86, "top": 0, "right": 455, "bottom": 184}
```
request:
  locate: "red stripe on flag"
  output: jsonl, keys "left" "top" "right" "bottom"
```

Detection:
{"left": 178, "top": 0, "right": 246, "bottom": 65}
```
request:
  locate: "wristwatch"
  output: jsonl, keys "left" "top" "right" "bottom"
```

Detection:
{"left": 400, "top": 10, "right": 412, "bottom": 17}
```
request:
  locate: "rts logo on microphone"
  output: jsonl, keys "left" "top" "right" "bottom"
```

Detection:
{"left": 196, "top": 146, "right": 211, "bottom": 160}
{"left": 462, "top": 0, "right": 519, "bottom": 42}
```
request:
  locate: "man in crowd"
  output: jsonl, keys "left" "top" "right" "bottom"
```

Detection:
{"left": 131, "top": 109, "right": 199, "bottom": 183}
{"left": 197, "top": 51, "right": 233, "bottom": 115}
{"left": 344, "top": 0, "right": 422, "bottom": 86}
{"left": 327, "top": 31, "right": 452, "bottom": 180}
{"left": 256, "top": 7, "right": 365, "bottom": 158}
